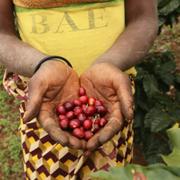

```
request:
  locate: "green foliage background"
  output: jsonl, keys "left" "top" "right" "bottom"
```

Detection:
{"left": 158, "top": 0, "right": 180, "bottom": 29}
{"left": 134, "top": 51, "right": 180, "bottom": 164}
{"left": 91, "top": 124, "right": 180, "bottom": 179}
{"left": 0, "top": 67, "right": 22, "bottom": 180}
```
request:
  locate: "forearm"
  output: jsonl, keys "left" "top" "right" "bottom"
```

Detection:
{"left": 94, "top": 18, "right": 158, "bottom": 70}
{"left": 0, "top": 33, "right": 46, "bottom": 77}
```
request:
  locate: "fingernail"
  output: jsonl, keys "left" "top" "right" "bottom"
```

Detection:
{"left": 23, "top": 112, "right": 28, "bottom": 122}
{"left": 132, "top": 105, "right": 135, "bottom": 111}
{"left": 127, "top": 119, "right": 133, "bottom": 123}
{"left": 23, "top": 112, "right": 26, "bottom": 120}
{"left": 84, "top": 151, "right": 92, "bottom": 157}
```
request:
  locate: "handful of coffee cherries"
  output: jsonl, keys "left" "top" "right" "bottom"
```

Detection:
{"left": 56, "top": 87, "right": 108, "bottom": 140}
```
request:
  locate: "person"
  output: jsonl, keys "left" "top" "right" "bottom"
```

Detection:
{"left": 0, "top": 0, "right": 158, "bottom": 179}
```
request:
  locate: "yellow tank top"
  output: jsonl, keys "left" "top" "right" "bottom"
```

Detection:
{"left": 13, "top": 0, "right": 136, "bottom": 75}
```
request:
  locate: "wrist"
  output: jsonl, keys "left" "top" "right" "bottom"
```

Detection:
{"left": 91, "top": 62, "right": 124, "bottom": 73}
{"left": 34, "top": 56, "right": 72, "bottom": 74}
{"left": 31, "top": 59, "right": 71, "bottom": 82}
{"left": 39, "top": 59, "right": 70, "bottom": 72}
{"left": 93, "top": 54, "right": 121, "bottom": 67}
{"left": 41, "top": 59, "right": 67, "bottom": 67}
{"left": 94, "top": 52, "right": 134, "bottom": 71}
{"left": 92, "top": 58, "right": 123, "bottom": 70}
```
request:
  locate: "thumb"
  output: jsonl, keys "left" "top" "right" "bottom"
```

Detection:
{"left": 113, "top": 74, "right": 134, "bottom": 121}
{"left": 23, "top": 79, "right": 46, "bottom": 122}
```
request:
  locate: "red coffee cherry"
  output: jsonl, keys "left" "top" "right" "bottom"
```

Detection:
{"left": 77, "top": 113, "right": 87, "bottom": 123}
{"left": 94, "top": 118, "right": 100, "bottom": 125}
{"left": 73, "top": 128, "right": 85, "bottom": 139}
{"left": 83, "top": 119, "right": 92, "bottom": 130}
{"left": 96, "top": 105, "right": 107, "bottom": 117}
{"left": 64, "top": 101, "right": 74, "bottom": 111}
{"left": 79, "top": 87, "right": 86, "bottom": 96}
{"left": 95, "top": 100, "right": 103, "bottom": 106}
{"left": 92, "top": 124, "right": 100, "bottom": 133}
{"left": 57, "top": 87, "right": 109, "bottom": 140}
{"left": 84, "top": 131, "right": 94, "bottom": 140}
{"left": 99, "top": 118, "right": 108, "bottom": 127}
{"left": 56, "top": 105, "right": 66, "bottom": 115}
{"left": 69, "top": 119, "right": 81, "bottom": 129}
{"left": 73, "top": 106, "right": 83, "bottom": 116}
{"left": 59, "top": 119, "right": 69, "bottom": 130}
{"left": 66, "top": 111, "right": 74, "bottom": 120}
{"left": 73, "top": 99, "right": 82, "bottom": 106}
{"left": 59, "top": 115, "right": 66, "bottom": 120}
{"left": 82, "top": 104, "right": 87, "bottom": 113}
{"left": 85, "top": 106, "right": 96, "bottom": 116}
{"left": 88, "top": 97, "right": 96, "bottom": 106}
{"left": 79, "top": 96, "right": 88, "bottom": 104}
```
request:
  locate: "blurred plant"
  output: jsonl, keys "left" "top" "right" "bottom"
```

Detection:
{"left": 0, "top": 66, "right": 22, "bottom": 179}
{"left": 158, "top": 0, "right": 180, "bottom": 32}
{"left": 91, "top": 125, "right": 180, "bottom": 180}
{"left": 134, "top": 51, "right": 180, "bottom": 164}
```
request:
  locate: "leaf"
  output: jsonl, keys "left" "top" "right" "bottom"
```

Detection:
{"left": 134, "top": 110, "right": 145, "bottom": 128}
{"left": 134, "top": 51, "right": 180, "bottom": 166}
{"left": 162, "top": 126, "right": 180, "bottom": 167}
{"left": 135, "top": 67, "right": 148, "bottom": 81}
{"left": 159, "top": 0, "right": 180, "bottom": 16}
{"left": 167, "top": 104, "right": 180, "bottom": 122}
{"left": 175, "top": 74, "right": 180, "bottom": 84}
{"left": 159, "top": 17, "right": 166, "bottom": 27}
{"left": 134, "top": 79, "right": 150, "bottom": 112}
{"left": 176, "top": 92, "right": 180, "bottom": 102}
{"left": 158, "top": 61, "right": 176, "bottom": 85}
{"left": 91, "top": 167, "right": 132, "bottom": 180}
{"left": 91, "top": 164, "right": 180, "bottom": 180}
{"left": 143, "top": 75, "right": 159, "bottom": 97}
{"left": 158, "top": 0, "right": 180, "bottom": 30}
{"left": 144, "top": 106, "right": 173, "bottom": 132}
{"left": 158, "top": 0, "right": 171, "bottom": 9}
{"left": 91, "top": 127, "right": 180, "bottom": 180}
{"left": 143, "top": 132, "right": 170, "bottom": 164}
{"left": 162, "top": 148, "right": 180, "bottom": 168}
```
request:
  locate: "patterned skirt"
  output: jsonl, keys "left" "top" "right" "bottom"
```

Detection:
{"left": 3, "top": 70, "right": 134, "bottom": 180}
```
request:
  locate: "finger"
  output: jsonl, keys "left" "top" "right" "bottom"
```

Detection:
{"left": 40, "top": 117, "right": 69, "bottom": 147}
{"left": 24, "top": 80, "right": 46, "bottom": 122}
{"left": 113, "top": 74, "right": 134, "bottom": 121}
{"left": 86, "top": 132, "right": 100, "bottom": 151}
{"left": 86, "top": 118, "right": 122, "bottom": 151}
{"left": 87, "top": 104, "right": 123, "bottom": 151}
{"left": 99, "top": 116, "right": 122, "bottom": 144}
{"left": 87, "top": 119, "right": 121, "bottom": 151}
{"left": 39, "top": 109, "right": 86, "bottom": 149}
{"left": 58, "top": 72, "right": 81, "bottom": 104}
{"left": 68, "top": 135, "right": 87, "bottom": 150}
{"left": 84, "top": 151, "right": 92, "bottom": 157}
{"left": 80, "top": 74, "right": 96, "bottom": 97}
{"left": 44, "top": 120, "right": 86, "bottom": 149}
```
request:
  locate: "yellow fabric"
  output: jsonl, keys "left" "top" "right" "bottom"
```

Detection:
{"left": 15, "top": 1, "right": 136, "bottom": 75}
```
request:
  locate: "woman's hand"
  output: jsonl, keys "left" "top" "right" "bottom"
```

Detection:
{"left": 80, "top": 63, "right": 134, "bottom": 151}
{"left": 24, "top": 61, "right": 86, "bottom": 149}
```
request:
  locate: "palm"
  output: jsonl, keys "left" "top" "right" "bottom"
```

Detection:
{"left": 80, "top": 63, "right": 134, "bottom": 151}
{"left": 25, "top": 62, "right": 86, "bottom": 149}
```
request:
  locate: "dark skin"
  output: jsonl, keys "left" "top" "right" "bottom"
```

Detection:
{"left": 0, "top": 0, "right": 158, "bottom": 151}
{"left": 80, "top": 63, "right": 134, "bottom": 151}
